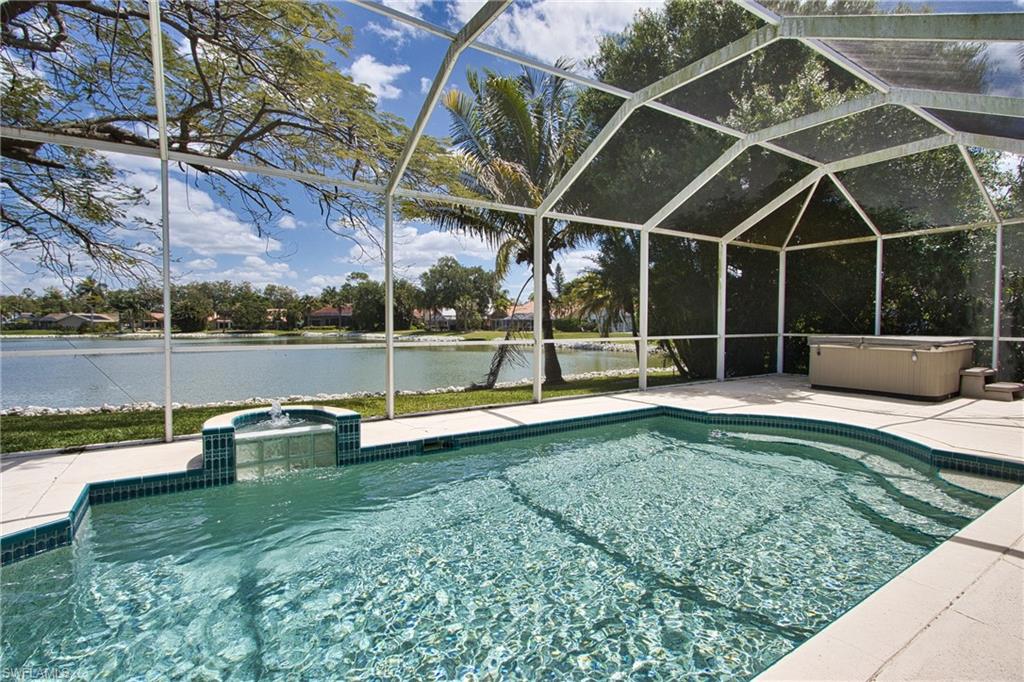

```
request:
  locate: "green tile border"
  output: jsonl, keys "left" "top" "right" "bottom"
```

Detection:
{"left": 3, "top": 404, "right": 1020, "bottom": 566}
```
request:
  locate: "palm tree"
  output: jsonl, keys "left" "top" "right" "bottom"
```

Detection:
{"left": 408, "top": 63, "right": 597, "bottom": 385}
{"left": 568, "top": 230, "right": 640, "bottom": 353}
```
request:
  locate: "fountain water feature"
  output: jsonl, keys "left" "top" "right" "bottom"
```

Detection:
{"left": 201, "top": 405, "right": 360, "bottom": 480}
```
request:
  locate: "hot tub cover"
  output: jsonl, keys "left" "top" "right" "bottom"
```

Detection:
{"left": 807, "top": 336, "right": 975, "bottom": 349}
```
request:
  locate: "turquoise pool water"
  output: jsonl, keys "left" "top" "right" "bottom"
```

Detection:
{"left": 1, "top": 417, "right": 996, "bottom": 679}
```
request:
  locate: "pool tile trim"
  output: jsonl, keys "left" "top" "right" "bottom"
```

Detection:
{"left": 2, "top": 405, "right": 1020, "bottom": 566}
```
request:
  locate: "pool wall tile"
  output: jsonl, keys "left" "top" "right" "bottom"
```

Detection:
{"left": 3, "top": 404, "right": 1020, "bottom": 566}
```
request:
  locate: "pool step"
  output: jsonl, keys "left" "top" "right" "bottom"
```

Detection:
{"left": 959, "top": 367, "right": 1023, "bottom": 401}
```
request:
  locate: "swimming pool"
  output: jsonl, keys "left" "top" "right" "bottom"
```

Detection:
{"left": 0, "top": 416, "right": 997, "bottom": 679}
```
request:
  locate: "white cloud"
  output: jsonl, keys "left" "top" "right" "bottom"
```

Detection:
{"left": 420, "top": 77, "right": 432, "bottom": 94}
{"left": 552, "top": 248, "right": 598, "bottom": 282}
{"left": 0, "top": 244, "right": 72, "bottom": 293}
{"left": 306, "top": 273, "right": 355, "bottom": 293}
{"left": 382, "top": 0, "right": 433, "bottom": 15}
{"left": 324, "top": 223, "right": 497, "bottom": 283}
{"left": 366, "top": 20, "right": 421, "bottom": 46}
{"left": 164, "top": 176, "right": 282, "bottom": 257}
{"left": 176, "top": 255, "right": 297, "bottom": 289}
{"left": 365, "top": 2, "right": 436, "bottom": 44}
{"left": 449, "top": 1, "right": 658, "bottom": 69}
{"left": 115, "top": 168, "right": 282, "bottom": 258}
{"left": 349, "top": 54, "right": 410, "bottom": 100}
{"left": 394, "top": 224, "right": 496, "bottom": 277}
{"left": 277, "top": 215, "right": 299, "bottom": 230}
{"left": 185, "top": 257, "right": 218, "bottom": 271}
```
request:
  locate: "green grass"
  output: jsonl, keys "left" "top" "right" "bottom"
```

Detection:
{"left": 0, "top": 374, "right": 690, "bottom": 453}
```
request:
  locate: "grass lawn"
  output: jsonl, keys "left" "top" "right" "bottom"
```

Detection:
{"left": 1, "top": 374, "right": 691, "bottom": 453}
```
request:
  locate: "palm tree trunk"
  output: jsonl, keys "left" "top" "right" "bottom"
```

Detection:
{"left": 542, "top": 283, "right": 565, "bottom": 385}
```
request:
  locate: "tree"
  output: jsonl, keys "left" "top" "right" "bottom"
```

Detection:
{"left": 553, "top": 264, "right": 565, "bottom": 298}
{"left": 568, "top": 230, "right": 640, "bottom": 345}
{"left": 418, "top": 256, "right": 496, "bottom": 330}
{"left": 350, "top": 279, "right": 385, "bottom": 332}
{"left": 1, "top": 0, "right": 459, "bottom": 285}
{"left": 171, "top": 285, "right": 213, "bottom": 332}
{"left": 108, "top": 288, "right": 153, "bottom": 331}
{"left": 393, "top": 279, "right": 422, "bottom": 330}
{"left": 72, "top": 277, "right": 109, "bottom": 321}
{"left": 230, "top": 285, "right": 268, "bottom": 331}
{"left": 407, "top": 64, "right": 597, "bottom": 384}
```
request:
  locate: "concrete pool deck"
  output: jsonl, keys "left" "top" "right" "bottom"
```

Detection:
{"left": 2, "top": 375, "right": 1021, "bottom": 679}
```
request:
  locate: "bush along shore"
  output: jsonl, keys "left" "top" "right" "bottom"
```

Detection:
{"left": 0, "top": 369, "right": 685, "bottom": 454}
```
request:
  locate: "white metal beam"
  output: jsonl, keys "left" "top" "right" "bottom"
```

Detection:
{"left": 0, "top": 125, "right": 160, "bottom": 159}
{"left": 147, "top": 0, "right": 173, "bottom": 443}
{"left": 532, "top": 213, "right": 543, "bottom": 402}
{"left": 874, "top": 239, "right": 883, "bottom": 335}
{"left": 639, "top": 229, "right": 649, "bottom": 390}
{"left": 959, "top": 145, "right": 1002, "bottom": 222}
{"left": 776, "top": 250, "right": 786, "bottom": 373}
{"left": 828, "top": 174, "right": 881, "bottom": 237}
{"left": 825, "top": 134, "right": 954, "bottom": 172}
{"left": 749, "top": 92, "right": 889, "bottom": 144}
{"left": 782, "top": 179, "right": 819, "bottom": 249}
{"left": 641, "top": 140, "right": 750, "bottom": 232}
{"left": 993, "top": 224, "right": 1004, "bottom": 370}
{"left": 394, "top": 187, "right": 536, "bottom": 216}
{"left": 722, "top": 171, "right": 824, "bottom": 243}
{"left": 955, "top": 132, "right": 1024, "bottom": 156}
{"left": 779, "top": 13, "right": 1024, "bottom": 42}
{"left": 891, "top": 89, "right": 1024, "bottom": 118}
{"left": 716, "top": 241, "right": 727, "bottom": 380}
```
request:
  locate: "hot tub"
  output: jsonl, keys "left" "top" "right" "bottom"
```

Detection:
{"left": 808, "top": 336, "right": 974, "bottom": 400}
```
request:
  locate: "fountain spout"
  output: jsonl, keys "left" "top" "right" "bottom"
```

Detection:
{"left": 268, "top": 400, "right": 290, "bottom": 428}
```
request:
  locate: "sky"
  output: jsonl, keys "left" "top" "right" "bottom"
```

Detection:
{"left": 1, "top": 0, "right": 1021, "bottom": 299}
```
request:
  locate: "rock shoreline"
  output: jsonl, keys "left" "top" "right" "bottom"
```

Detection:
{"left": 1, "top": 367, "right": 677, "bottom": 417}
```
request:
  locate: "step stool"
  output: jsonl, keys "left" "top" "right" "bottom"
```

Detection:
{"left": 983, "top": 382, "right": 1024, "bottom": 402}
{"left": 960, "top": 367, "right": 1024, "bottom": 401}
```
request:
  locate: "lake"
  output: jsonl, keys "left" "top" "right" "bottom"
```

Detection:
{"left": 0, "top": 337, "right": 639, "bottom": 408}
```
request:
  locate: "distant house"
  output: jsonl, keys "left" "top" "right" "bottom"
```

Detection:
{"left": 38, "top": 312, "right": 119, "bottom": 330}
{"left": 208, "top": 314, "right": 232, "bottom": 331}
{"left": 306, "top": 305, "right": 352, "bottom": 328}
{"left": 139, "top": 312, "right": 164, "bottom": 331}
{"left": 266, "top": 308, "right": 290, "bottom": 328}
{"left": 491, "top": 302, "right": 534, "bottom": 332}
{"left": 35, "top": 313, "right": 70, "bottom": 329}
{"left": 418, "top": 307, "right": 457, "bottom": 331}
{"left": 1, "top": 312, "right": 36, "bottom": 325}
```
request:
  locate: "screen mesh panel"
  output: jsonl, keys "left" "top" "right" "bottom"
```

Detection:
{"left": 785, "top": 242, "right": 876, "bottom": 335}
{"left": 773, "top": 105, "right": 941, "bottom": 164}
{"left": 882, "top": 230, "right": 996, "bottom": 336}
{"left": 789, "top": 176, "right": 875, "bottom": 246}
{"left": 837, "top": 147, "right": 990, "bottom": 232}
{"left": 657, "top": 147, "right": 813, "bottom": 237}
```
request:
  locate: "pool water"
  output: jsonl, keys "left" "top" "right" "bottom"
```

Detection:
{"left": 0, "top": 417, "right": 997, "bottom": 679}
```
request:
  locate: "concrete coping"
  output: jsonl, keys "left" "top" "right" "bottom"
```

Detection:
{"left": 234, "top": 422, "right": 336, "bottom": 441}
{"left": 201, "top": 404, "right": 359, "bottom": 431}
